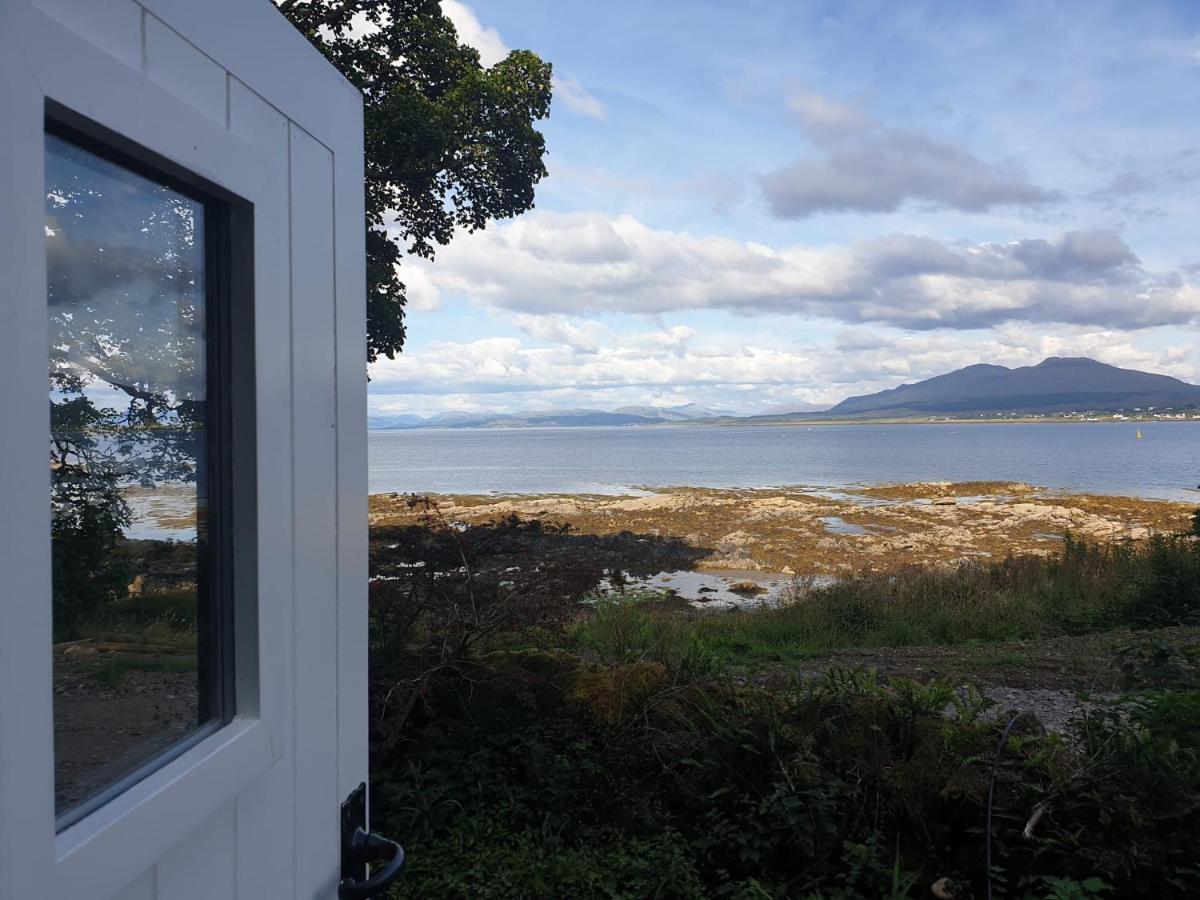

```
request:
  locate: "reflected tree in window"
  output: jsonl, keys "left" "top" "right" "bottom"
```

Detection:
{"left": 47, "top": 133, "right": 217, "bottom": 820}
{"left": 46, "top": 135, "right": 207, "bottom": 631}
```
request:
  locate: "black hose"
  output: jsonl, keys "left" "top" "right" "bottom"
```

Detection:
{"left": 986, "top": 714, "right": 1021, "bottom": 900}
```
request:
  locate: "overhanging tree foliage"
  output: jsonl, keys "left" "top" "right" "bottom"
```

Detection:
{"left": 279, "top": 0, "right": 554, "bottom": 361}
{"left": 44, "top": 3, "right": 553, "bottom": 627}
{"left": 46, "top": 136, "right": 208, "bottom": 629}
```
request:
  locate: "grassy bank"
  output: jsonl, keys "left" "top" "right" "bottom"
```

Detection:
{"left": 366, "top": 514, "right": 1200, "bottom": 898}
{"left": 575, "top": 535, "right": 1200, "bottom": 667}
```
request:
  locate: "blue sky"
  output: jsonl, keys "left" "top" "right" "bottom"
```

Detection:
{"left": 369, "top": 0, "right": 1200, "bottom": 417}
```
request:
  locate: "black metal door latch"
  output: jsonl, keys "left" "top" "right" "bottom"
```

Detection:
{"left": 339, "top": 782, "right": 405, "bottom": 899}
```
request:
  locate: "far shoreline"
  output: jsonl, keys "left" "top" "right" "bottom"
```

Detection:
{"left": 710, "top": 415, "right": 1200, "bottom": 427}
{"left": 369, "top": 416, "right": 1200, "bottom": 432}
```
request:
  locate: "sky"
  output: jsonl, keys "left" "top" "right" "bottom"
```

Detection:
{"left": 368, "top": 0, "right": 1200, "bottom": 418}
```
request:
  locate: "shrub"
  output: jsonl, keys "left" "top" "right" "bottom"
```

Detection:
{"left": 370, "top": 652, "right": 1200, "bottom": 899}
{"left": 571, "top": 660, "right": 667, "bottom": 726}
{"left": 366, "top": 515, "right": 1200, "bottom": 897}
{"left": 1113, "top": 639, "right": 1199, "bottom": 690}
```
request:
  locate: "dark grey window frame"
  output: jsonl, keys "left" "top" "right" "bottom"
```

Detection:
{"left": 47, "top": 102, "right": 257, "bottom": 832}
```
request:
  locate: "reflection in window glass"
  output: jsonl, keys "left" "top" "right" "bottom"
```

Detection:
{"left": 46, "top": 133, "right": 221, "bottom": 820}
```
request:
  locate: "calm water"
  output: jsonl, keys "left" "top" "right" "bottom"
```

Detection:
{"left": 368, "top": 422, "right": 1200, "bottom": 501}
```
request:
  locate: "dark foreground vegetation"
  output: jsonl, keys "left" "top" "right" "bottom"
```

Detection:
{"left": 367, "top": 507, "right": 1200, "bottom": 899}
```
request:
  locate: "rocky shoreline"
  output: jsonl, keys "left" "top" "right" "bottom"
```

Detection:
{"left": 368, "top": 481, "right": 1196, "bottom": 575}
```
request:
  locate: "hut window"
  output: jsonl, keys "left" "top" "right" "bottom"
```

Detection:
{"left": 46, "top": 125, "right": 234, "bottom": 828}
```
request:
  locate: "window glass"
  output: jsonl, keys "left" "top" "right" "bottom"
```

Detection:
{"left": 46, "top": 132, "right": 226, "bottom": 822}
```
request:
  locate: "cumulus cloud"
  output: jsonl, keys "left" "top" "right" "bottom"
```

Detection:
{"left": 368, "top": 318, "right": 1200, "bottom": 416}
{"left": 831, "top": 325, "right": 1200, "bottom": 386}
{"left": 760, "top": 92, "right": 1057, "bottom": 218}
{"left": 369, "top": 323, "right": 825, "bottom": 399}
{"left": 400, "top": 264, "right": 442, "bottom": 311}
{"left": 399, "top": 210, "right": 1200, "bottom": 331}
{"left": 509, "top": 313, "right": 606, "bottom": 351}
{"left": 440, "top": 0, "right": 607, "bottom": 119}
{"left": 440, "top": 0, "right": 508, "bottom": 66}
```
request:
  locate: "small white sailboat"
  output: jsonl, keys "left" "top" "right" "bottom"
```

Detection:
{"left": 1136, "top": 428, "right": 1143, "bottom": 440}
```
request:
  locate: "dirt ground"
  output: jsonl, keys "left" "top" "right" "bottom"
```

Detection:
{"left": 766, "top": 624, "right": 1200, "bottom": 733}
{"left": 53, "top": 647, "right": 198, "bottom": 815}
{"left": 369, "top": 481, "right": 1196, "bottom": 575}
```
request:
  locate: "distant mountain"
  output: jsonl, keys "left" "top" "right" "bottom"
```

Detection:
{"left": 368, "top": 414, "right": 427, "bottom": 429}
{"left": 428, "top": 411, "right": 495, "bottom": 426}
{"left": 812, "top": 357, "right": 1200, "bottom": 419}
{"left": 612, "top": 403, "right": 733, "bottom": 421}
{"left": 369, "top": 360, "right": 1200, "bottom": 430}
{"left": 498, "top": 411, "right": 664, "bottom": 427}
{"left": 754, "top": 400, "right": 827, "bottom": 416}
{"left": 371, "top": 405, "right": 719, "bottom": 430}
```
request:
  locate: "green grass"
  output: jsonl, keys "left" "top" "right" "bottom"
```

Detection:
{"left": 573, "top": 534, "right": 1200, "bottom": 667}
{"left": 55, "top": 588, "right": 200, "bottom": 687}
{"left": 961, "top": 648, "right": 1032, "bottom": 669}
{"left": 62, "top": 589, "right": 199, "bottom": 650}
{"left": 98, "top": 589, "right": 199, "bottom": 630}
{"left": 87, "top": 654, "right": 196, "bottom": 687}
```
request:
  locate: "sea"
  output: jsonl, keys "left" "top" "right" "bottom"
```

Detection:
{"left": 368, "top": 421, "right": 1200, "bottom": 502}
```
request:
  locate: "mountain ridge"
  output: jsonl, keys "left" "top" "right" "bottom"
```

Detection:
{"left": 369, "top": 358, "right": 1200, "bottom": 429}
{"left": 368, "top": 403, "right": 727, "bottom": 430}
{"left": 811, "top": 356, "right": 1200, "bottom": 419}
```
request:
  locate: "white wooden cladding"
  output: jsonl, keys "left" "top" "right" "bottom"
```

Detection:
{"left": 0, "top": 1, "right": 368, "bottom": 898}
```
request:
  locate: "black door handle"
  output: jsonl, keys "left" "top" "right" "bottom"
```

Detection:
{"left": 338, "top": 827, "right": 406, "bottom": 899}
{"left": 339, "top": 783, "right": 406, "bottom": 899}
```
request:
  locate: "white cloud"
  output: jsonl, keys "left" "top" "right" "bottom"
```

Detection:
{"left": 760, "top": 91, "right": 1057, "bottom": 218}
{"left": 553, "top": 75, "right": 607, "bottom": 119}
{"left": 397, "top": 210, "right": 1200, "bottom": 331}
{"left": 440, "top": 0, "right": 508, "bottom": 67}
{"left": 370, "top": 322, "right": 825, "bottom": 401}
{"left": 831, "top": 325, "right": 1200, "bottom": 387}
{"left": 401, "top": 264, "right": 441, "bottom": 311}
{"left": 509, "top": 313, "right": 606, "bottom": 351}
{"left": 439, "top": 1, "right": 606, "bottom": 119}
{"left": 369, "top": 317, "right": 1200, "bottom": 416}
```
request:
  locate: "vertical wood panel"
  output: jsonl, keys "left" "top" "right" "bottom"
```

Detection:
{"left": 234, "top": 763, "right": 295, "bottom": 900}
{"left": 0, "top": 7, "right": 58, "bottom": 898}
{"left": 229, "top": 77, "right": 297, "bottom": 900}
{"left": 334, "top": 100, "right": 370, "bottom": 806}
{"left": 32, "top": 0, "right": 142, "bottom": 72}
{"left": 154, "top": 802, "right": 236, "bottom": 900}
{"left": 111, "top": 869, "right": 154, "bottom": 900}
{"left": 289, "top": 123, "right": 340, "bottom": 900}
{"left": 143, "top": 13, "right": 227, "bottom": 125}
{"left": 137, "top": 0, "right": 362, "bottom": 154}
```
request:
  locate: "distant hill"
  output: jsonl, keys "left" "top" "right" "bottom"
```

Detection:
{"left": 369, "top": 359, "right": 1200, "bottom": 429}
{"left": 612, "top": 403, "right": 733, "bottom": 421}
{"left": 755, "top": 400, "right": 827, "bottom": 416}
{"left": 370, "top": 404, "right": 726, "bottom": 430}
{"left": 367, "top": 414, "right": 426, "bottom": 429}
{"left": 805, "top": 357, "right": 1200, "bottom": 419}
